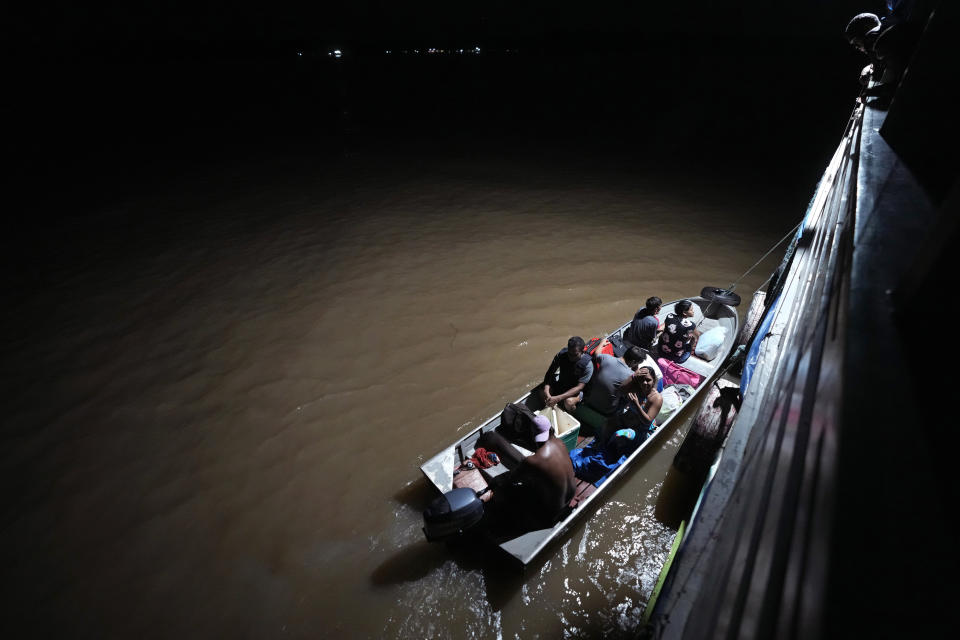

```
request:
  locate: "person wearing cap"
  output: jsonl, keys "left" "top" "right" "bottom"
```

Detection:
{"left": 540, "top": 336, "right": 594, "bottom": 412}
{"left": 477, "top": 415, "right": 577, "bottom": 531}
{"left": 478, "top": 413, "right": 554, "bottom": 466}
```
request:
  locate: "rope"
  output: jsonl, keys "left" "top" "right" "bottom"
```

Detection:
{"left": 725, "top": 221, "right": 802, "bottom": 293}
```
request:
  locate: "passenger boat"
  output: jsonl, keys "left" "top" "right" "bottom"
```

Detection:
{"left": 419, "top": 290, "right": 740, "bottom": 565}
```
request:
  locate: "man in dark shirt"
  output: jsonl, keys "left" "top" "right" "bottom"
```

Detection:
{"left": 541, "top": 336, "right": 594, "bottom": 412}
{"left": 623, "top": 296, "right": 662, "bottom": 349}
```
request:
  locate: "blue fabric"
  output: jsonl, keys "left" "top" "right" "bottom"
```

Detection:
{"left": 740, "top": 293, "right": 780, "bottom": 394}
{"left": 569, "top": 428, "right": 644, "bottom": 486}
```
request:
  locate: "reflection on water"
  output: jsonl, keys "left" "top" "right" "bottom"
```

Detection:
{"left": 3, "top": 148, "right": 795, "bottom": 638}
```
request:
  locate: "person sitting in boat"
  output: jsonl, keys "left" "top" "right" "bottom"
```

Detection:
{"left": 616, "top": 365, "right": 663, "bottom": 432}
{"left": 568, "top": 367, "right": 662, "bottom": 486}
{"left": 582, "top": 339, "right": 647, "bottom": 418}
{"left": 657, "top": 299, "right": 700, "bottom": 364}
{"left": 477, "top": 415, "right": 577, "bottom": 531}
{"left": 540, "top": 336, "right": 594, "bottom": 412}
{"left": 623, "top": 296, "right": 663, "bottom": 350}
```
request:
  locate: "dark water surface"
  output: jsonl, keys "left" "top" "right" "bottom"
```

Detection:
{"left": 4, "top": 45, "right": 859, "bottom": 638}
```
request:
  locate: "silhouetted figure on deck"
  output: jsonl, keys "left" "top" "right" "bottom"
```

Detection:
{"left": 845, "top": 12, "right": 885, "bottom": 88}
{"left": 845, "top": 3, "right": 927, "bottom": 105}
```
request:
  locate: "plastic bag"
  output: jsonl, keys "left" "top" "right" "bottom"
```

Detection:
{"left": 655, "top": 385, "right": 684, "bottom": 425}
{"left": 695, "top": 326, "right": 727, "bottom": 361}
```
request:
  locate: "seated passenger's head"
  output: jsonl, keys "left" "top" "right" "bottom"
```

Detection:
{"left": 624, "top": 346, "right": 646, "bottom": 369}
{"left": 567, "top": 336, "right": 585, "bottom": 360}
{"left": 605, "top": 428, "right": 639, "bottom": 457}
{"left": 634, "top": 366, "right": 656, "bottom": 391}
{"left": 645, "top": 296, "right": 662, "bottom": 313}
{"left": 675, "top": 299, "right": 694, "bottom": 317}
{"left": 845, "top": 12, "right": 882, "bottom": 53}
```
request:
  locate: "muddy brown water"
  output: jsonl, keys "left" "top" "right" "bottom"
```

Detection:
{"left": 3, "top": 149, "right": 800, "bottom": 638}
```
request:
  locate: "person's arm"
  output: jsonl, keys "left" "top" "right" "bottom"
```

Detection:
{"left": 643, "top": 391, "right": 662, "bottom": 425}
{"left": 658, "top": 315, "right": 673, "bottom": 345}
{"left": 543, "top": 352, "right": 560, "bottom": 387}
{"left": 595, "top": 337, "right": 609, "bottom": 355}
{"left": 542, "top": 353, "right": 561, "bottom": 404}
{"left": 627, "top": 390, "right": 662, "bottom": 425}
{"left": 477, "top": 429, "right": 524, "bottom": 468}
{"left": 552, "top": 381, "right": 586, "bottom": 405}
{"left": 550, "top": 357, "right": 593, "bottom": 406}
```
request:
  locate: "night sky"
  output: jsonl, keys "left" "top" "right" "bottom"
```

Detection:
{"left": 9, "top": 1, "right": 888, "bottom": 57}
{"left": 2, "top": 5, "right": 952, "bottom": 638}
{"left": 6, "top": 0, "right": 886, "bottom": 233}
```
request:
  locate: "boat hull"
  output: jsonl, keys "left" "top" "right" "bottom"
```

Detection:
{"left": 419, "top": 295, "right": 739, "bottom": 565}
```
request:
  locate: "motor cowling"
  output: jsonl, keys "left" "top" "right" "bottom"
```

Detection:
{"left": 422, "top": 487, "right": 485, "bottom": 542}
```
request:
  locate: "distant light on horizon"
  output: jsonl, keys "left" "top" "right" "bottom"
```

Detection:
{"left": 384, "top": 45, "right": 507, "bottom": 57}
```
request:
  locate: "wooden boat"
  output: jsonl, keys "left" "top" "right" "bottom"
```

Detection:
{"left": 419, "top": 291, "right": 740, "bottom": 565}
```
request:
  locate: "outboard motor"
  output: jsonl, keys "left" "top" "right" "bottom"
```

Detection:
{"left": 422, "top": 487, "right": 485, "bottom": 542}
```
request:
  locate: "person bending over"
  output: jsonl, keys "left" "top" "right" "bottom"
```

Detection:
{"left": 583, "top": 340, "right": 646, "bottom": 417}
